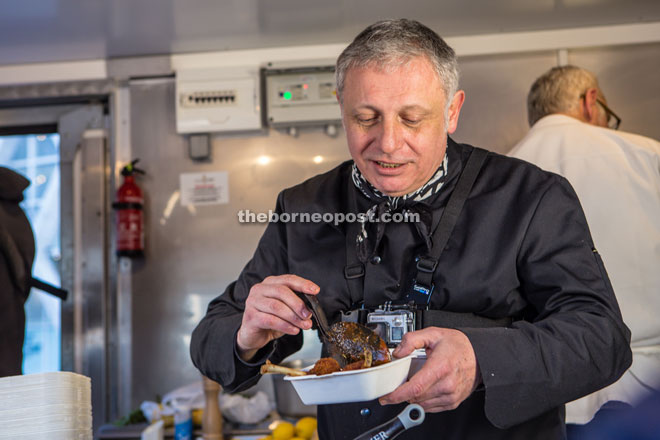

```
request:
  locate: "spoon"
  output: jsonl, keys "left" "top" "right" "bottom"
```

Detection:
{"left": 304, "top": 294, "right": 391, "bottom": 366}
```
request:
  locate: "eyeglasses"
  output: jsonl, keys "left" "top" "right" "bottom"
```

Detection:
{"left": 597, "top": 98, "right": 621, "bottom": 130}
{"left": 579, "top": 93, "right": 621, "bottom": 130}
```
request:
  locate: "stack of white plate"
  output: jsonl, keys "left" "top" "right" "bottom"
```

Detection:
{"left": 0, "top": 371, "right": 92, "bottom": 440}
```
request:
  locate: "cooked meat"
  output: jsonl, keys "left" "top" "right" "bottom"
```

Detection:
{"left": 338, "top": 347, "right": 373, "bottom": 371}
{"left": 341, "top": 359, "right": 365, "bottom": 371}
{"left": 307, "top": 357, "right": 341, "bottom": 376}
{"left": 327, "top": 322, "right": 391, "bottom": 366}
{"left": 262, "top": 346, "right": 384, "bottom": 378}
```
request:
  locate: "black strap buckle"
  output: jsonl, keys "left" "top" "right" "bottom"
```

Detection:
{"left": 416, "top": 257, "right": 438, "bottom": 273}
{"left": 344, "top": 263, "right": 365, "bottom": 279}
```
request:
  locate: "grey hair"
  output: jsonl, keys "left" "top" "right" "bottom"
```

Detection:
{"left": 335, "top": 19, "right": 460, "bottom": 104}
{"left": 527, "top": 65, "right": 602, "bottom": 126}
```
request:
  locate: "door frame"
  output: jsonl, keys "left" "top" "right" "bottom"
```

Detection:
{"left": 0, "top": 100, "right": 114, "bottom": 431}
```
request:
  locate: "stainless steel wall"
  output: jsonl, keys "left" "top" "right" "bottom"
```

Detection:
{"left": 122, "top": 41, "right": 660, "bottom": 412}
{"left": 568, "top": 43, "right": 660, "bottom": 142}
{"left": 455, "top": 43, "right": 660, "bottom": 153}
{"left": 454, "top": 51, "right": 558, "bottom": 153}
{"left": 126, "top": 77, "right": 350, "bottom": 409}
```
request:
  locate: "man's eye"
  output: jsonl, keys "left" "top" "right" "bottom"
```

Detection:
{"left": 357, "top": 116, "right": 378, "bottom": 124}
{"left": 402, "top": 118, "right": 421, "bottom": 125}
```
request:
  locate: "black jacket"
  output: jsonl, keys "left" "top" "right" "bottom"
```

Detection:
{"left": 0, "top": 167, "right": 35, "bottom": 377}
{"left": 191, "top": 139, "right": 631, "bottom": 439}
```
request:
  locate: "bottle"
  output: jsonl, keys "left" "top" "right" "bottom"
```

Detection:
{"left": 174, "top": 403, "right": 193, "bottom": 440}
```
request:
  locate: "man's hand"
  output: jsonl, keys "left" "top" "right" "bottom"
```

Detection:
{"left": 236, "top": 274, "right": 319, "bottom": 361}
{"left": 378, "top": 327, "right": 480, "bottom": 412}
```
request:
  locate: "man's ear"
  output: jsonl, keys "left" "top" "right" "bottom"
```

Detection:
{"left": 447, "top": 90, "right": 465, "bottom": 134}
{"left": 582, "top": 88, "right": 600, "bottom": 125}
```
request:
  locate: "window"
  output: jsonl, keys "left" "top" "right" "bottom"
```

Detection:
{"left": 0, "top": 133, "right": 62, "bottom": 373}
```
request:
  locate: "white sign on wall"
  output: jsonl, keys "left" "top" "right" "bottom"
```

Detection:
{"left": 179, "top": 171, "right": 229, "bottom": 206}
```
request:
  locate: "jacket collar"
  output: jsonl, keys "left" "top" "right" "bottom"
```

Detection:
{"left": 532, "top": 114, "right": 586, "bottom": 129}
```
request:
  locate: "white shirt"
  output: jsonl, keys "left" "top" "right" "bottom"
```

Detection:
{"left": 508, "top": 114, "right": 660, "bottom": 424}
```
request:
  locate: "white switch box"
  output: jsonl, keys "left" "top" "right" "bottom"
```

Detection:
{"left": 175, "top": 67, "right": 262, "bottom": 134}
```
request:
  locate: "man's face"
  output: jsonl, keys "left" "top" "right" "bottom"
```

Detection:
{"left": 340, "top": 56, "right": 464, "bottom": 197}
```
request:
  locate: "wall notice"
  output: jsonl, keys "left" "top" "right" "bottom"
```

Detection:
{"left": 179, "top": 171, "right": 229, "bottom": 206}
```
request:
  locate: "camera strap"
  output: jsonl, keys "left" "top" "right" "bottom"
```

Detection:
{"left": 407, "top": 146, "right": 488, "bottom": 305}
{"left": 344, "top": 146, "right": 489, "bottom": 308}
{"left": 344, "top": 179, "right": 366, "bottom": 306}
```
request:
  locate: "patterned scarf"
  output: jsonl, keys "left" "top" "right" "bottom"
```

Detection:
{"left": 351, "top": 153, "right": 449, "bottom": 263}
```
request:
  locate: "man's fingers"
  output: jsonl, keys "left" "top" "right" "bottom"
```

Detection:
{"left": 413, "top": 396, "right": 462, "bottom": 413}
{"left": 243, "top": 304, "right": 310, "bottom": 339}
{"left": 258, "top": 311, "right": 310, "bottom": 335}
{"left": 257, "top": 284, "right": 309, "bottom": 319}
{"left": 251, "top": 295, "right": 313, "bottom": 331}
{"left": 380, "top": 328, "right": 478, "bottom": 411}
{"left": 392, "top": 327, "right": 438, "bottom": 358}
{"left": 251, "top": 280, "right": 312, "bottom": 321}
{"left": 260, "top": 275, "right": 320, "bottom": 319}
{"left": 263, "top": 274, "right": 320, "bottom": 294}
{"left": 237, "top": 274, "right": 321, "bottom": 358}
{"left": 379, "top": 363, "right": 441, "bottom": 404}
{"left": 378, "top": 368, "right": 459, "bottom": 409}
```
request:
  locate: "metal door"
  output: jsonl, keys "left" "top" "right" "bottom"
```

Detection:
{"left": 0, "top": 102, "right": 110, "bottom": 432}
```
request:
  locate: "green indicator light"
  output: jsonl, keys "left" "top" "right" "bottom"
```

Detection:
{"left": 283, "top": 91, "right": 292, "bottom": 100}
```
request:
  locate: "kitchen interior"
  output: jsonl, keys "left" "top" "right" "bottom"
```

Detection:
{"left": 1, "top": 1, "right": 660, "bottom": 439}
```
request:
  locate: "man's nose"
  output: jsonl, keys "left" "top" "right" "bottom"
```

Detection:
{"left": 378, "top": 118, "right": 403, "bottom": 154}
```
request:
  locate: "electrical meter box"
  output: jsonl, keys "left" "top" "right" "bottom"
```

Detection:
{"left": 263, "top": 64, "right": 340, "bottom": 128}
{"left": 175, "top": 67, "right": 262, "bottom": 134}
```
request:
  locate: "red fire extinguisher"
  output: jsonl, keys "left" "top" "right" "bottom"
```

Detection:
{"left": 113, "top": 159, "right": 145, "bottom": 257}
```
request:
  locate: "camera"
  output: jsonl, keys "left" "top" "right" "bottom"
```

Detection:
{"left": 366, "top": 303, "right": 415, "bottom": 347}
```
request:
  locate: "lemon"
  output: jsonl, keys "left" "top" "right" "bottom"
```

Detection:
{"left": 161, "top": 414, "right": 174, "bottom": 428}
{"left": 191, "top": 408, "right": 203, "bottom": 427}
{"left": 272, "top": 421, "right": 295, "bottom": 440}
{"left": 295, "top": 417, "right": 317, "bottom": 439}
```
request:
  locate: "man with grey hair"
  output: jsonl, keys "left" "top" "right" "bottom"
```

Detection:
{"left": 192, "top": 21, "right": 631, "bottom": 439}
{"left": 526, "top": 65, "right": 619, "bottom": 129}
{"left": 510, "top": 65, "right": 660, "bottom": 437}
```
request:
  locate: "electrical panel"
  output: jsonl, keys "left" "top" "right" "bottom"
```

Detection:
{"left": 175, "top": 67, "right": 262, "bottom": 134}
{"left": 263, "top": 64, "right": 341, "bottom": 128}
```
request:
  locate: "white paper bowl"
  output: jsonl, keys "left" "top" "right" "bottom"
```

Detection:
{"left": 283, "top": 354, "right": 413, "bottom": 405}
